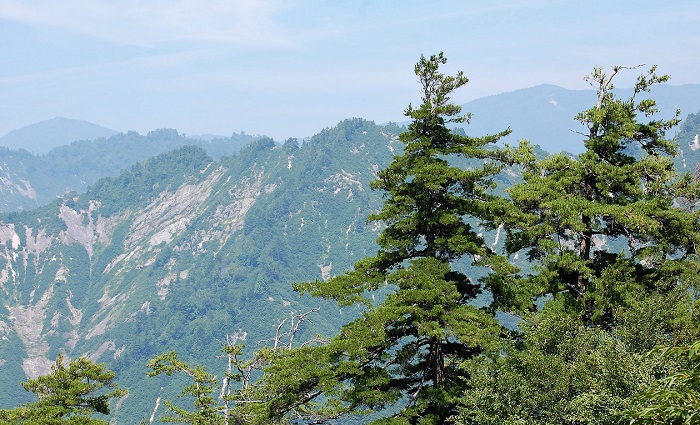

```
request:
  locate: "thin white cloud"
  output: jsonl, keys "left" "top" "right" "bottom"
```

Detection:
{"left": 0, "top": 49, "right": 214, "bottom": 85}
{"left": 0, "top": 0, "right": 297, "bottom": 47}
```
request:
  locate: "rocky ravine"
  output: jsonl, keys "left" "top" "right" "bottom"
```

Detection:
{"left": 0, "top": 150, "right": 289, "bottom": 381}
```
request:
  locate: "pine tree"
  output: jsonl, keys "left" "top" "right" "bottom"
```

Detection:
{"left": 253, "top": 52, "right": 519, "bottom": 424}
{"left": 495, "top": 65, "right": 700, "bottom": 326}
{"left": 147, "top": 350, "right": 230, "bottom": 425}
{"left": 0, "top": 355, "right": 126, "bottom": 424}
{"left": 457, "top": 65, "right": 700, "bottom": 424}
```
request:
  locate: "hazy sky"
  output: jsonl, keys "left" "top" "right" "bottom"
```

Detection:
{"left": 2, "top": 0, "right": 699, "bottom": 140}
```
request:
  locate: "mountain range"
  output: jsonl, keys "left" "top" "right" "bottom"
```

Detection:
{"left": 2, "top": 83, "right": 699, "bottom": 215}
{"left": 456, "top": 83, "right": 700, "bottom": 154}
{"left": 0, "top": 118, "right": 119, "bottom": 155}
{"left": 0, "top": 119, "right": 408, "bottom": 421}
{"left": 0, "top": 127, "right": 260, "bottom": 212}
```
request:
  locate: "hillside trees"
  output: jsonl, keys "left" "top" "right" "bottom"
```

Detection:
{"left": 100, "top": 59, "right": 700, "bottom": 424}
{"left": 146, "top": 351, "right": 226, "bottom": 425}
{"left": 239, "top": 52, "right": 526, "bottom": 424}
{"left": 457, "top": 65, "right": 700, "bottom": 424}
{"left": 146, "top": 310, "right": 323, "bottom": 424}
{"left": 0, "top": 355, "right": 126, "bottom": 424}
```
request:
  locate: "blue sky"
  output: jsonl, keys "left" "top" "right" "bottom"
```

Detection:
{"left": 1, "top": 0, "right": 699, "bottom": 141}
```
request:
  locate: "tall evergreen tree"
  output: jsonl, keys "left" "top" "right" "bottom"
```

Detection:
{"left": 249, "top": 53, "right": 519, "bottom": 424}
{"left": 494, "top": 65, "right": 700, "bottom": 326}
{"left": 457, "top": 65, "right": 700, "bottom": 424}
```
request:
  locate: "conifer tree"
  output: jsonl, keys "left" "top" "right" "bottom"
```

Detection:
{"left": 147, "top": 351, "right": 225, "bottom": 425}
{"left": 0, "top": 355, "right": 126, "bottom": 424}
{"left": 457, "top": 65, "right": 700, "bottom": 424}
{"left": 252, "top": 52, "right": 519, "bottom": 424}
{"left": 494, "top": 65, "right": 700, "bottom": 326}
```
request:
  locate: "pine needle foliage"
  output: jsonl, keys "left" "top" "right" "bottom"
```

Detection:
{"left": 255, "top": 52, "right": 522, "bottom": 424}
{"left": 496, "top": 65, "right": 700, "bottom": 326}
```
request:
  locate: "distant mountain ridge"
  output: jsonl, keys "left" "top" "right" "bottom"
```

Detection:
{"left": 0, "top": 117, "right": 119, "bottom": 154}
{"left": 458, "top": 83, "right": 700, "bottom": 154}
{"left": 5, "top": 83, "right": 699, "bottom": 158}
{"left": 2, "top": 81, "right": 698, "bottom": 213}
{"left": 0, "top": 129, "right": 262, "bottom": 212}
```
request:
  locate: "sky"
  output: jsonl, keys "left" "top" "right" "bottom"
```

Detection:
{"left": 1, "top": 0, "right": 699, "bottom": 141}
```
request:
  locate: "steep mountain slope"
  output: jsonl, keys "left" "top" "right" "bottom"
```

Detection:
{"left": 0, "top": 118, "right": 119, "bottom": 154}
{"left": 673, "top": 110, "right": 700, "bottom": 172}
{"left": 0, "top": 119, "right": 403, "bottom": 421}
{"left": 0, "top": 129, "right": 260, "bottom": 212}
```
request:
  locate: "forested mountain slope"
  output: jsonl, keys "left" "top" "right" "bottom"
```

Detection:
{"left": 0, "top": 119, "right": 410, "bottom": 421}
{"left": 673, "top": 110, "right": 700, "bottom": 172}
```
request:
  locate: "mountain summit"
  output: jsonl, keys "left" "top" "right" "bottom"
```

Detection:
{"left": 0, "top": 117, "right": 119, "bottom": 154}
{"left": 458, "top": 83, "right": 700, "bottom": 154}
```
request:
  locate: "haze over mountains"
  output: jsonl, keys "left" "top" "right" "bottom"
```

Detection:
{"left": 4, "top": 83, "right": 700, "bottom": 157}
{"left": 0, "top": 127, "right": 261, "bottom": 212}
{"left": 1, "top": 83, "right": 698, "bottom": 215}
{"left": 457, "top": 83, "right": 700, "bottom": 154}
{"left": 0, "top": 118, "right": 119, "bottom": 155}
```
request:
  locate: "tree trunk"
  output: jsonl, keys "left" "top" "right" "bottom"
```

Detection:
{"left": 431, "top": 338, "right": 445, "bottom": 388}
{"left": 575, "top": 215, "right": 592, "bottom": 300}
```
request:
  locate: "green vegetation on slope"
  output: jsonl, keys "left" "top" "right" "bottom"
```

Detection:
{"left": 144, "top": 59, "right": 700, "bottom": 424}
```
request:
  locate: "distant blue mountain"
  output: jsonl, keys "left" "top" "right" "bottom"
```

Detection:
{"left": 0, "top": 117, "right": 119, "bottom": 154}
{"left": 459, "top": 84, "right": 700, "bottom": 154}
{"left": 6, "top": 84, "right": 700, "bottom": 157}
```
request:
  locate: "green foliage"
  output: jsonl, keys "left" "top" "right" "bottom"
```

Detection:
{"left": 496, "top": 65, "right": 700, "bottom": 326}
{"left": 147, "top": 309, "right": 326, "bottom": 425}
{"left": 623, "top": 341, "right": 700, "bottom": 424}
{"left": 461, "top": 65, "right": 700, "bottom": 425}
{"left": 250, "top": 52, "right": 520, "bottom": 424}
{"left": 147, "top": 352, "right": 224, "bottom": 424}
{"left": 0, "top": 355, "right": 126, "bottom": 424}
{"left": 3, "top": 56, "right": 700, "bottom": 425}
{"left": 456, "top": 282, "right": 699, "bottom": 424}
{"left": 457, "top": 309, "right": 655, "bottom": 424}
